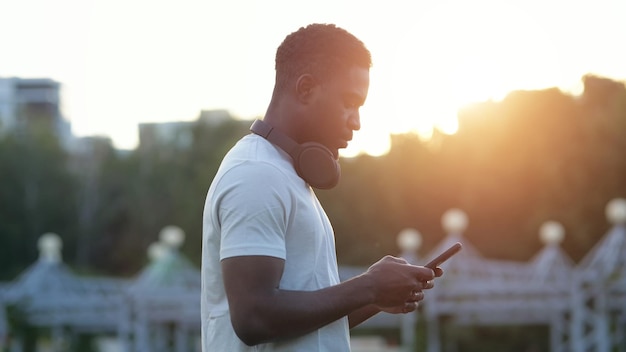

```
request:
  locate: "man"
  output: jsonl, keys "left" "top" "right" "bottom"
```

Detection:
{"left": 201, "top": 23, "right": 441, "bottom": 351}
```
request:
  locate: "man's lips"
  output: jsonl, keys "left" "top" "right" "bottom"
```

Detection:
{"left": 336, "top": 138, "right": 350, "bottom": 150}
{"left": 327, "top": 135, "right": 352, "bottom": 158}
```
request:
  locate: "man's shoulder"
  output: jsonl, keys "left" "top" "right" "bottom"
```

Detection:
{"left": 220, "top": 134, "right": 293, "bottom": 176}
{"left": 210, "top": 135, "right": 299, "bottom": 197}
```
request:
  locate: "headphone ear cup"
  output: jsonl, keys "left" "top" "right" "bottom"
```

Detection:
{"left": 296, "top": 142, "right": 340, "bottom": 190}
{"left": 249, "top": 120, "right": 341, "bottom": 189}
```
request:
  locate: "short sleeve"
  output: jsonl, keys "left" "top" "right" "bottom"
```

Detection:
{"left": 213, "top": 161, "right": 293, "bottom": 261}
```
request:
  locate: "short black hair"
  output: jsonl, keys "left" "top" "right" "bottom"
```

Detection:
{"left": 274, "top": 23, "right": 372, "bottom": 92}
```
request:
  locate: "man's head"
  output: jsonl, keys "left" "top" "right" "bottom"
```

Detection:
{"left": 271, "top": 24, "right": 372, "bottom": 158}
{"left": 274, "top": 23, "right": 372, "bottom": 94}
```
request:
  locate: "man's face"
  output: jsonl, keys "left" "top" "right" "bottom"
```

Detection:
{"left": 303, "top": 66, "right": 369, "bottom": 158}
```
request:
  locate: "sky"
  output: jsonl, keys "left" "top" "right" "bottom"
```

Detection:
{"left": 1, "top": 0, "right": 625, "bottom": 155}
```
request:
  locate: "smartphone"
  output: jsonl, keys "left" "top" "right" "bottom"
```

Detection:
{"left": 424, "top": 242, "right": 462, "bottom": 269}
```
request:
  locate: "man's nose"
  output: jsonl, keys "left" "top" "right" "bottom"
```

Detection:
{"left": 348, "top": 111, "right": 361, "bottom": 131}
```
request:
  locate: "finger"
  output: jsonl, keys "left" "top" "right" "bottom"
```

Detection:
{"left": 420, "top": 280, "right": 434, "bottom": 290}
{"left": 402, "top": 301, "right": 419, "bottom": 314}
{"left": 412, "top": 266, "right": 436, "bottom": 281}
{"left": 383, "top": 255, "right": 409, "bottom": 264}
{"left": 407, "top": 290, "right": 424, "bottom": 302}
{"left": 433, "top": 267, "right": 444, "bottom": 277}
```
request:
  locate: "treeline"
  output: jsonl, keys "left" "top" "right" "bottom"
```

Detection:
{"left": 326, "top": 75, "right": 626, "bottom": 265}
{"left": 1, "top": 75, "right": 625, "bottom": 280}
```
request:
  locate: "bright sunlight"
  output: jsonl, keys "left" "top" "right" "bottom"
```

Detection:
{"left": 342, "top": 0, "right": 572, "bottom": 158}
{"left": 4, "top": 0, "right": 624, "bottom": 152}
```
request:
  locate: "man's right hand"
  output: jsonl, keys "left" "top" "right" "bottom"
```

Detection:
{"left": 364, "top": 255, "right": 437, "bottom": 312}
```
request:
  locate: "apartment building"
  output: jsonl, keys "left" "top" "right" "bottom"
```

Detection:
{"left": 0, "top": 77, "right": 72, "bottom": 146}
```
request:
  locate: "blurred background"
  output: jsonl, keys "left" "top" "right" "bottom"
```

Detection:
{"left": 1, "top": 0, "right": 625, "bottom": 351}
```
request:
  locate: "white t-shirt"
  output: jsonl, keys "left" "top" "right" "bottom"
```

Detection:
{"left": 201, "top": 134, "right": 350, "bottom": 352}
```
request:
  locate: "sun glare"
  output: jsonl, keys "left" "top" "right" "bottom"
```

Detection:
{"left": 343, "top": 0, "right": 567, "bottom": 157}
{"left": 342, "top": 127, "right": 391, "bottom": 158}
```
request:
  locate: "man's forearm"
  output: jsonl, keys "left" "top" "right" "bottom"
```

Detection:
{"left": 230, "top": 274, "right": 376, "bottom": 345}
{"left": 348, "top": 304, "right": 381, "bottom": 329}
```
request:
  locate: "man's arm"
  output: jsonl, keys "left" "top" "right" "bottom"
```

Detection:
{"left": 347, "top": 266, "right": 441, "bottom": 329}
{"left": 222, "top": 255, "right": 435, "bottom": 346}
{"left": 347, "top": 304, "right": 381, "bottom": 329}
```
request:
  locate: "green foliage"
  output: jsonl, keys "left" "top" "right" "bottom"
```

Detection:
{"left": 61, "top": 117, "right": 251, "bottom": 276}
{"left": 325, "top": 76, "right": 626, "bottom": 265}
{"left": 0, "top": 76, "right": 625, "bottom": 280}
{"left": 5, "top": 304, "right": 38, "bottom": 352}
{"left": 0, "top": 128, "right": 78, "bottom": 280}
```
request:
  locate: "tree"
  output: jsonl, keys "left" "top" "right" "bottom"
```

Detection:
{"left": 0, "top": 125, "right": 77, "bottom": 279}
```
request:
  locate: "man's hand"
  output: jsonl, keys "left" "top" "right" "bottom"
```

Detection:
{"left": 364, "top": 256, "right": 440, "bottom": 313}
{"left": 377, "top": 279, "right": 435, "bottom": 314}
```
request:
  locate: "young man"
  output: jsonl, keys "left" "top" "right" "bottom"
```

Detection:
{"left": 201, "top": 23, "right": 441, "bottom": 351}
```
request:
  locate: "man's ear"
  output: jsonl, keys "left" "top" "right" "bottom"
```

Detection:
{"left": 295, "top": 74, "right": 318, "bottom": 104}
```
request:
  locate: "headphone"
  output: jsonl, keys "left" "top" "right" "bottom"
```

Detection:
{"left": 250, "top": 119, "right": 340, "bottom": 189}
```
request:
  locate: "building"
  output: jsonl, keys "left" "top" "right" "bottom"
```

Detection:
{"left": 0, "top": 77, "right": 73, "bottom": 146}
{"left": 138, "top": 120, "right": 195, "bottom": 152}
{"left": 137, "top": 109, "right": 244, "bottom": 153}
